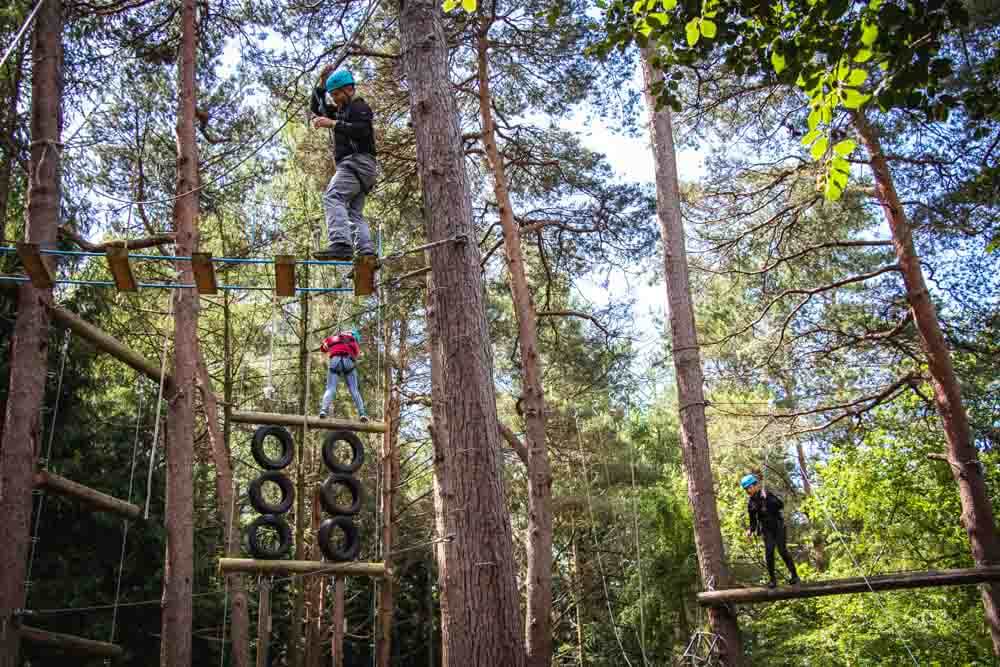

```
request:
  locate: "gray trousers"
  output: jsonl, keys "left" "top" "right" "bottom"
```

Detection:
{"left": 322, "top": 153, "right": 377, "bottom": 253}
{"left": 320, "top": 356, "right": 366, "bottom": 417}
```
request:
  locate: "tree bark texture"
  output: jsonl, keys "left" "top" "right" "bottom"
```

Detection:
{"left": 195, "top": 351, "right": 249, "bottom": 667}
{"left": 161, "top": 0, "right": 199, "bottom": 662}
{"left": 0, "top": 2, "right": 61, "bottom": 663}
{"left": 854, "top": 109, "right": 1000, "bottom": 655}
{"left": 400, "top": 0, "right": 525, "bottom": 662}
{"left": 475, "top": 25, "right": 553, "bottom": 667}
{"left": 641, "top": 50, "right": 744, "bottom": 665}
{"left": 377, "top": 317, "right": 409, "bottom": 666}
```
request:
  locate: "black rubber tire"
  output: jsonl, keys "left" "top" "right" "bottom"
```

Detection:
{"left": 320, "top": 474, "right": 364, "bottom": 516}
{"left": 251, "top": 425, "right": 295, "bottom": 470}
{"left": 249, "top": 471, "right": 295, "bottom": 515}
{"left": 318, "top": 516, "right": 361, "bottom": 562}
{"left": 247, "top": 514, "right": 292, "bottom": 559}
{"left": 322, "top": 430, "right": 365, "bottom": 474}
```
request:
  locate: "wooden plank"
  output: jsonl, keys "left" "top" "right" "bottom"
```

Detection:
{"left": 697, "top": 565, "right": 1000, "bottom": 606}
{"left": 219, "top": 558, "right": 386, "bottom": 578}
{"left": 34, "top": 471, "right": 140, "bottom": 520}
{"left": 255, "top": 579, "right": 272, "bottom": 667}
{"left": 191, "top": 252, "right": 218, "bottom": 295}
{"left": 20, "top": 625, "right": 123, "bottom": 659}
{"left": 104, "top": 246, "right": 137, "bottom": 292}
{"left": 16, "top": 243, "right": 53, "bottom": 288}
{"left": 332, "top": 576, "right": 345, "bottom": 667}
{"left": 275, "top": 254, "right": 296, "bottom": 297}
{"left": 48, "top": 305, "right": 171, "bottom": 387}
{"left": 353, "top": 255, "right": 378, "bottom": 296}
{"left": 229, "top": 410, "right": 386, "bottom": 433}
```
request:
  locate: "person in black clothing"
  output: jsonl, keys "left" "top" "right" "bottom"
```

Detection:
{"left": 741, "top": 473, "right": 800, "bottom": 588}
{"left": 310, "top": 68, "right": 378, "bottom": 260}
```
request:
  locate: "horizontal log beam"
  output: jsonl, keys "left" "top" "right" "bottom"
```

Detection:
{"left": 697, "top": 566, "right": 1000, "bottom": 605}
{"left": 48, "top": 305, "right": 171, "bottom": 387}
{"left": 35, "top": 471, "right": 140, "bottom": 520}
{"left": 20, "top": 625, "right": 124, "bottom": 659}
{"left": 230, "top": 411, "right": 386, "bottom": 433}
{"left": 219, "top": 558, "right": 386, "bottom": 578}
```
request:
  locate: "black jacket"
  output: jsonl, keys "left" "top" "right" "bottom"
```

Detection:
{"left": 310, "top": 86, "right": 377, "bottom": 163}
{"left": 747, "top": 489, "right": 784, "bottom": 535}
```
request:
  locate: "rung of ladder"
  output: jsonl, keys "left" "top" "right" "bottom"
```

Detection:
{"left": 105, "top": 247, "right": 137, "bottom": 292}
{"left": 191, "top": 252, "right": 218, "bottom": 294}
{"left": 16, "top": 243, "right": 54, "bottom": 289}
{"left": 275, "top": 255, "right": 296, "bottom": 297}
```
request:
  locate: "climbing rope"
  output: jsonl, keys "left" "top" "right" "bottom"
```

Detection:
{"left": 0, "top": 0, "right": 43, "bottom": 71}
{"left": 264, "top": 292, "right": 277, "bottom": 401}
{"left": 144, "top": 293, "right": 174, "bottom": 519}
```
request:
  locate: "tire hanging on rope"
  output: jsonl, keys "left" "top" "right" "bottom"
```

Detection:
{"left": 249, "top": 471, "right": 295, "bottom": 515}
{"left": 320, "top": 474, "right": 364, "bottom": 516}
{"left": 322, "top": 429, "right": 365, "bottom": 474}
{"left": 251, "top": 425, "right": 295, "bottom": 470}
{"left": 248, "top": 514, "right": 292, "bottom": 559}
{"left": 318, "top": 516, "right": 361, "bottom": 562}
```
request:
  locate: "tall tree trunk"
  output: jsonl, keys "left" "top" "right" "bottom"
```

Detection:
{"left": 0, "top": 1, "right": 61, "bottom": 663}
{"left": 377, "top": 316, "right": 410, "bottom": 666}
{"left": 854, "top": 109, "right": 1000, "bottom": 655}
{"left": 161, "top": 0, "right": 199, "bottom": 662}
{"left": 195, "top": 351, "right": 250, "bottom": 667}
{"left": 641, "top": 50, "right": 744, "bottom": 665}
{"left": 474, "top": 24, "right": 553, "bottom": 667}
{"left": 0, "top": 35, "right": 27, "bottom": 242}
{"left": 400, "top": 0, "right": 525, "bottom": 662}
{"left": 571, "top": 531, "right": 585, "bottom": 667}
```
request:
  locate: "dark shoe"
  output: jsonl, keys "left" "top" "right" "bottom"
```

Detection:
{"left": 318, "top": 411, "right": 327, "bottom": 419}
{"left": 789, "top": 576, "right": 800, "bottom": 585}
{"left": 767, "top": 580, "right": 777, "bottom": 589}
{"left": 359, "top": 414, "right": 370, "bottom": 424}
{"left": 315, "top": 243, "right": 353, "bottom": 260}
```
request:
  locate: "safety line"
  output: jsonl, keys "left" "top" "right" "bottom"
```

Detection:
{"left": 0, "top": 0, "right": 43, "bottom": 72}
{"left": 0, "top": 275, "right": 353, "bottom": 293}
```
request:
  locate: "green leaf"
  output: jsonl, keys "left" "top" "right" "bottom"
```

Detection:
{"left": 461, "top": 0, "right": 476, "bottom": 10}
{"left": 772, "top": 51, "right": 786, "bottom": 74}
{"left": 686, "top": 18, "right": 701, "bottom": 45}
{"left": 861, "top": 22, "right": 878, "bottom": 46}
{"left": 855, "top": 48, "right": 873, "bottom": 63}
{"left": 830, "top": 163, "right": 850, "bottom": 186}
{"left": 807, "top": 108, "right": 821, "bottom": 131}
{"left": 646, "top": 0, "right": 658, "bottom": 8}
{"left": 833, "top": 139, "right": 857, "bottom": 156}
{"left": 662, "top": 0, "right": 677, "bottom": 9}
{"left": 801, "top": 129, "right": 821, "bottom": 146}
{"left": 837, "top": 60, "right": 850, "bottom": 81}
{"left": 700, "top": 19, "right": 717, "bottom": 38}
{"left": 810, "top": 135, "right": 829, "bottom": 160}
{"left": 825, "top": 177, "right": 844, "bottom": 201}
{"left": 842, "top": 88, "right": 870, "bottom": 109}
{"left": 443, "top": 0, "right": 457, "bottom": 10}
{"left": 638, "top": 19, "right": 652, "bottom": 36}
{"left": 831, "top": 156, "right": 850, "bottom": 174}
{"left": 847, "top": 69, "right": 868, "bottom": 86}
{"left": 632, "top": 0, "right": 644, "bottom": 13}
{"left": 648, "top": 11, "right": 669, "bottom": 24}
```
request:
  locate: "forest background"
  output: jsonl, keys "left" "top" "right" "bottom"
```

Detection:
{"left": 0, "top": 0, "right": 998, "bottom": 664}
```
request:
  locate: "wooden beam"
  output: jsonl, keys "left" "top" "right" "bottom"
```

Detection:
{"left": 697, "top": 566, "right": 1000, "bottom": 606}
{"left": 229, "top": 410, "right": 386, "bottom": 433}
{"left": 16, "top": 243, "right": 53, "bottom": 288}
{"left": 48, "top": 305, "right": 171, "bottom": 387}
{"left": 34, "top": 471, "right": 140, "bottom": 520}
{"left": 353, "top": 255, "right": 378, "bottom": 296}
{"left": 20, "top": 625, "right": 123, "bottom": 659}
{"left": 275, "top": 255, "right": 296, "bottom": 297}
{"left": 333, "top": 576, "right": 345, "bottom": 667}
{"left": 219, "top": 558, "right": 386, "bottom": 578}
{"left": 191, "top": 252, "right": 218, "bottom": 295}
{"left": 105, "top": 247, "right": 137, "bottom": 292}
{"left": 255, "top": 579, "right": 272, "bottom": 667}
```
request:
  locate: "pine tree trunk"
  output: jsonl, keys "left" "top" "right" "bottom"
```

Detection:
{"left": 641, "top": 50, "right": 744, "bottom": 665}
{"left": 400, "top": 0, "right": 525, "bottom": 662}
{"left": 161, "top": 0, "right": 199, "bottom": 662}
{"left": 0, "top": 35, "right": 26, "bottom": 243}
{"left": 474, "top": 25, "right": 553, "bottom": 667}
{"left": 854, "top": 109, "right": 1000, "bottom": 655}
{"left": 377, "top": 317, "right": 409, "bottom": 666}
{"left": 0, "top": 1, "right": 61, "bottom": 662}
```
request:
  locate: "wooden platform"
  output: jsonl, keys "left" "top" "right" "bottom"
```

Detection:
{"left": 230, "top": 410, "right": 385, "bottom": 433}
{"left": 353, "top": 255, "right": 378, "bottom": 296}
{"left": 21, "top": 625, "right": 123, "bottom": 659}
{"left": 219, "top": 558, "right": 386, "bottom": 578}
{"left": 697, "top": 565, "right": 1000, "bottom": 605}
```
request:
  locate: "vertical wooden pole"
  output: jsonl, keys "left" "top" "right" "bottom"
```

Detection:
{"left": 256, "top": 579, "right": 272, "bottom": 667}
{"left": 332, "top": 577, "right": 345, "bottom": 667}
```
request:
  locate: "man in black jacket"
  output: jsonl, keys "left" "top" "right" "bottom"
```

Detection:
{"left": 742, "top": 473, "right": 800, "bottom": 588}
{"left": 310, "top": 69, "right": 377, "bottom": 260}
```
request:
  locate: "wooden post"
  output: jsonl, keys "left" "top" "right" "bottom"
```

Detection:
{"left": 332, "top": 577, "right": 345, "bottom": 667}
{"left": 20, "top": 625, "right": 123, "bottom": 659}
{"left": 256, "top": 579, "right": 272, "bottom": 667}
{"left": 219, "top": 558, "right": 387, "bottom": 578}
{"left": 105, "top": 246, "right": 137, "bottom": 292}
{"left": 191, "top": 252, "right": 218, "bottom": 294}
{"left": 275, "top": 255, "right": 296, "bottom": 297}
{"left": 34, "top": 470, "right": 141, "bottom": 520}
{"left": 352, "top": 255, "right": 377, "bottom": 296}
{"left": 229, "top": 410, "right": 385, "bottom": 433}
{"left": 15, "top": 242, "right": 53, "bottom": 288}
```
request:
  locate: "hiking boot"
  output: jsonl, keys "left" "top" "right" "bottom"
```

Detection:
{"left": 767, "top": 579, "right": 777, "bottom": 589}
{"left": 318, "top": 411, "right": 327, "bottom": 419}
{"left": 789, "top": 575, "right": 800, "bottom": 585}
{"left": 315, "top": 243, "right": 353, "bottom": 260}
{"left": 359, "top": 414, "right": 370, "bottom": 424}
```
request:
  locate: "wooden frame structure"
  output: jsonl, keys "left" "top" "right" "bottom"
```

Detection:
{"left": 219, "top": 558, "right": 387, "bottom": 579}
{"left": 697, "top": 566, "right": 1000, "bottom": 605}
{"left": 229, "top": 410, "right": 386, "bottom": 433}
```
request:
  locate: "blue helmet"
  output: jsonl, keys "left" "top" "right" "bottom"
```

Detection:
{"left": 351, "top": 328, "right": 362, "bottom": 344}
{"left": 325, "top": 69, "right": 355, "bottom": 92}
{"left": 740, "top": 474, "right": 759, "bottom": 489}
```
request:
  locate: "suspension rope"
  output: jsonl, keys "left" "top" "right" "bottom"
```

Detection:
{"left": 0, "top": 0, "right": 43, "bottom": 71}
{"left": 144, "top": 293, "right": 174, "bottom": 519}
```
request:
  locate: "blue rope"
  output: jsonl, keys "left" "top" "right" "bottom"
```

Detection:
{"left": 1, "top": 245, "right": 354, "bottom": 267}
{"left": 0, "top": 275, "right": 354, "bottom": 293}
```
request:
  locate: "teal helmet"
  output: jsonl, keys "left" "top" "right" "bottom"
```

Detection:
{"left": 740, "top": 474, "right": 759, "bottom": 489}
{"left": 325, "top": 69, "right": 355, "bottom": 92}
{"left": 351, "top": 328, "right": 362, "bottom": 344}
